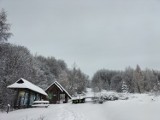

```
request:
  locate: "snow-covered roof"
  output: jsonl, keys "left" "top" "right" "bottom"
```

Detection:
{"left": 46, "top": 81, "right": 72, "bottom": 99}
{"left": 72, "top": 96, "right": 86, "bottom": 100}
{"left": 7, "top": 78, "right": 48, "bottom": 96}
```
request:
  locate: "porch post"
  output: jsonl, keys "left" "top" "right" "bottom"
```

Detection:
{"left": 27, "top": 90, "right": 31, "bottom": 108}
{"left": 65, "top": 94, "right": 68, "bottom": 103}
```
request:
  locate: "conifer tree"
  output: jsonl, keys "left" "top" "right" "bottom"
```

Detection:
{"left": 122, "top": 81, "right": 128, "bottom": 93}
{"left": 0, "top": 9, "right": 12, "bottom": 42}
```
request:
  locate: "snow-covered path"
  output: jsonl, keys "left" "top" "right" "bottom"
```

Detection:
{"left": 0, "top": 104, "right": 88, "bottom": 120}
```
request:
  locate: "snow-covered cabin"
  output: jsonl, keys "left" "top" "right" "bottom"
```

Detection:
{"left": 45, "top": 81, "right": 72, "bottom": 104}
{"left": 7, "top": 78, "right": 47, "bottom": 108}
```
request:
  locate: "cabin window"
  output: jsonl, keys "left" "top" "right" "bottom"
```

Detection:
{"left": 17, "top": 80, "right": 24, "bottom": 84}
{"left": 17, "top": 90, "right": 26, "bottom": 106}
{"left": 36, "top": 94, "right": 40, "bottom": 101}
{"left": 23, "top": 92, "right": 28, "bottom": 106}
{"left": 19, "top": 91, "right": 25, "bottom": 96}
{"left": 48, "top": 93, "right": 53, "bottom": 100}
{"left": 30, "top": 93, "right": 36, "bottom": 105}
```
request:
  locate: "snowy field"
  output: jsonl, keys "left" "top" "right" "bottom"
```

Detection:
{"left": 1, "top": 90, "right": 160, "bottom": 120}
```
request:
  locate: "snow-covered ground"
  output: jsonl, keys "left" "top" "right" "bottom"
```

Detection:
{"left": 1, "top": 89, "right": 160, "bottom": 120}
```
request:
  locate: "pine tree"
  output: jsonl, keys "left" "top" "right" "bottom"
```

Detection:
{"left": 153, "top": 80, "right": 160, "bottom": 95}
{"left": 0, "top": 9, "right": 12, "bottom": 42}
{"left": 121, "top": 81, "right": 128, "bottom": 93}
{"left": 133, "top": 65, "right": 144, "bottom": 93}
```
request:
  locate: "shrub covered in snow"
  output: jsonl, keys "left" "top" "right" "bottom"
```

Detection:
{"left": 98, "top": 91, "right": 129, "bottom": 101}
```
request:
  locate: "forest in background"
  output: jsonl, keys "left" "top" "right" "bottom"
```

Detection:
{"left": 91, "top": 66, "right": 160, "bottom": 93}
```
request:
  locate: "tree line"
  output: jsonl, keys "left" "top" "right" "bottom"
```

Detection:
{"left": 0, "top": 9, "right": 89, "bottom": 109}
{"left": 91, "top": 65, "right": 160, "bottom": 93}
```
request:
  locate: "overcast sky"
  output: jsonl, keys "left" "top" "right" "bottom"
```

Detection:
{"left": 1, "top": 0, "right": 160, "bottom": 77}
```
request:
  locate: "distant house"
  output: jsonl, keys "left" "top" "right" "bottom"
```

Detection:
{"left": 45, "top": 81, "right": 72, "bottom": 104}
{"left": 7, "top": 78, "right": 48, "bottom": 108}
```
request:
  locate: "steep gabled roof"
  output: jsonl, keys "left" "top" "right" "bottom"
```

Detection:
{"left": 46, "top": 81, "right": 72, "bottom": 99}
{"left": 7, "top": 78, "right": 47, "bottom": 96}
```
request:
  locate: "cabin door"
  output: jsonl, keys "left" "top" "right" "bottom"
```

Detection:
{"left": 60, "top": 94, "right": 65, "bottom": 103}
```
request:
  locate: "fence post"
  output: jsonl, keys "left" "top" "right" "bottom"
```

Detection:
{"left": 7, "top": 104, "right": 10, "bottom": 113}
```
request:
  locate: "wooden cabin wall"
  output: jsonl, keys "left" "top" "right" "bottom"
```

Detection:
{"left": 47, "top": 85, "right": 60, "bottom": 104}
{"left": 46, "top": 84, "right": 69, "bottom": 104}
{"left": 13, "top": 89, "right": 44, "bottom": 108}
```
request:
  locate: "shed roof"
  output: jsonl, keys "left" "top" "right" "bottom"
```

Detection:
{"left": 46, "top": 81, "right": 72, "bottom": 99}
{"left": 7, "top": 78, "right": 47, "bottom": 96}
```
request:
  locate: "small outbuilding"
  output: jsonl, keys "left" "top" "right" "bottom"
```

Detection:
{"left": 72, "top": 96, "right": 85, "bottom": 104}
{"left": 7, "top": 78, "right": 48, "bottom": 108}
{"left": 45, "top": 81, "right": 72, "bottom": 104}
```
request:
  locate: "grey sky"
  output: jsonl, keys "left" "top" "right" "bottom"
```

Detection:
{"left": 1, "top": 0, "right": 160, "bottom": 77}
